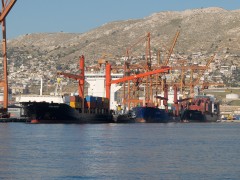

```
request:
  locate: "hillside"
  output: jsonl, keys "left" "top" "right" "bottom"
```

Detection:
{"left": 7, "top": 7, "right": 240, "bottom": 63}
{"left": 2, "top": 7, "right": 240, "bottom": 94}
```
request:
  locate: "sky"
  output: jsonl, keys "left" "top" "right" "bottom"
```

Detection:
{"left": 5, "top": 0, "right": 240, "bottom": 39}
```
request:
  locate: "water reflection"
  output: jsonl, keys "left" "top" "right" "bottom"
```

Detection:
{"left": 0, "top": 123, "right": 239, "bottom": 179}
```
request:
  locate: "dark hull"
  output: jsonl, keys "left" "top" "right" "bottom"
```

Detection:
{"left": 132, "top": 107, "right": 169, "bottom": 123}
{"left": 22, "top": 102, "right": 114, "bottom": 124}
{"left": 180, "top": 110, "right": 219, "bottom": 123}
{"left": 113, "top": 112, "right": 135, "bottom": 123}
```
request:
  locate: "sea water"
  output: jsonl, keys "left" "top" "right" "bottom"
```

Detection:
{"left": 0, "top": 123, "right": 239, "bottom": 179}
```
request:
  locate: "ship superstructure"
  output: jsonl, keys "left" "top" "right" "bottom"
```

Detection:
{"left": 85, "top": 72, "right": 123, "bottom": 110}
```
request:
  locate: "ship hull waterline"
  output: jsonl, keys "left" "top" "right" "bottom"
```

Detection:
{"left": 22, "top": 102, "right": 114, "bottom": 124}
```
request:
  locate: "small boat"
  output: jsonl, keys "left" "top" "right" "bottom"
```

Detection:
{"left": 113, "top": 110, "right": 135, "bottom": 123}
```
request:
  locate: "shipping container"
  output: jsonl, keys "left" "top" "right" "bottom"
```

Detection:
{"left": 70, "top": 102, "right": 81, "bottom": 108}
{"left": 84, "top": 101, "right": 96, "bottom": 109}
{"left": 96, "top": 97, "right": 102, "bottom": 103}
{"left": 96, "top": 100, "right": 103, "bottom": 107}
{"left": 70, "top": 95, "right": 81, "bottom": 102}
{"left": 103, "top": 102, "right": 109, "bottom": 109}
{"left": 63, "top": 96, "right": 70, "bottom": 103}
{"left": 85, "top": 95, "right": 96, "bottom": 102}
{"left": 102, "top": 97, "right": 109, "bottom": 103}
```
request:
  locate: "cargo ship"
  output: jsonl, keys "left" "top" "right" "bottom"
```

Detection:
{"left": 15, "top": 55, "right": 121, "bottom": 124}
{"left": 180, "top": 95, "right": 220, "bottom": 122}
{"left": 17, "top": 95, "right": 114, "bottom": 124}
{"left": 131, "top": 106, "right": 169, "bottom": 123}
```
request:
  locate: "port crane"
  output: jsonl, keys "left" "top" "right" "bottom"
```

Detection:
{"left": 105, "top": 62, "right": 170, "bottom": 109}
{"left": 122, "top": 32, "right": 152, "bottom": 109}
{"left": 0, "top": 0, "right": 17, "bottom": 116}
{"left": 117, "top": 31, "right": 180, "bottom": 110}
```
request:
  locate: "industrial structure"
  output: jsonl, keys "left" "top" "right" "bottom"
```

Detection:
{"left": 0, "top": 0, "right": 17, "bottom": 117}
{"left": 95, "top": 31, "right": 221, "bottom": 113}
{"left": 0, "top": 1, "right": 226, "bottom": 122}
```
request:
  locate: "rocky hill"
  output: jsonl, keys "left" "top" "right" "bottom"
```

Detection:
{"left": 7, "top": 7, "right": 240, "bottom": 65}
{"left": 2, "top": 7, "right": 240, "bottom": 94}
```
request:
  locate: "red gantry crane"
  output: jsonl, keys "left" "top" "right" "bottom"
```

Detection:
{"left": 105, "top": 62, "right": 170, "bottom": 110}
{"left": 106, "top": 31, "right": 180, "bottom": 111}
{"left": 0, "top": 0, "right": 17, "bottom": 116}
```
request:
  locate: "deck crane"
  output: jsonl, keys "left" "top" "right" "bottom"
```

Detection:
{"left": 0, "top": 0, "right": 17, "bottom": 115}
{"left": 57, "top": 55, "right": 85, "bottom": 113}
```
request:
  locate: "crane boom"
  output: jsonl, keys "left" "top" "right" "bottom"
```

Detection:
{"left": 164, "top": 30, "right": 180, "bottom": 66}
{"left": 57, "top": 72, "right": 83, "bottom": 80}
{"left": 0, "top": 0, "right": 17, "bottom": 22}
{"left": 111, "top": 67, "right": 170, "bottom": 84}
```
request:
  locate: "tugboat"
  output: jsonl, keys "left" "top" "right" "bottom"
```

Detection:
{"left": 113, "top": 110, "right": 136, "bottom": 123}
{"left": 112, "top": 104, "right": 135, "bottom": 123}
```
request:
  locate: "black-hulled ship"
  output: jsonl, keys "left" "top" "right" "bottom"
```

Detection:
{"left": 180, "top": 109, "right": 219, "bottom": 123}
{"left": 18, "top": 95, "right": 114, "bottom": 124}
{"left": 16, "top": 55, "right": 119, "bottom": 124}
{"left": 180, "top": 95, "right": 220, "bottom": 122}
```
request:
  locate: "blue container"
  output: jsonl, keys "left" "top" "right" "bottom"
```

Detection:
{"left": 95, "top": 97, "right": 101, "bottom": 106}
{"left": 96, "top": 97, "right": 102, "bottom": 103}
{"left": 85, "top": 95, "right": 96, "bottom": 102}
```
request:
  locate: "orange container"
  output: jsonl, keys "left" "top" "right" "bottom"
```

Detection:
{"left": 70, "top": 96, "right": 81, "bottom": 102}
